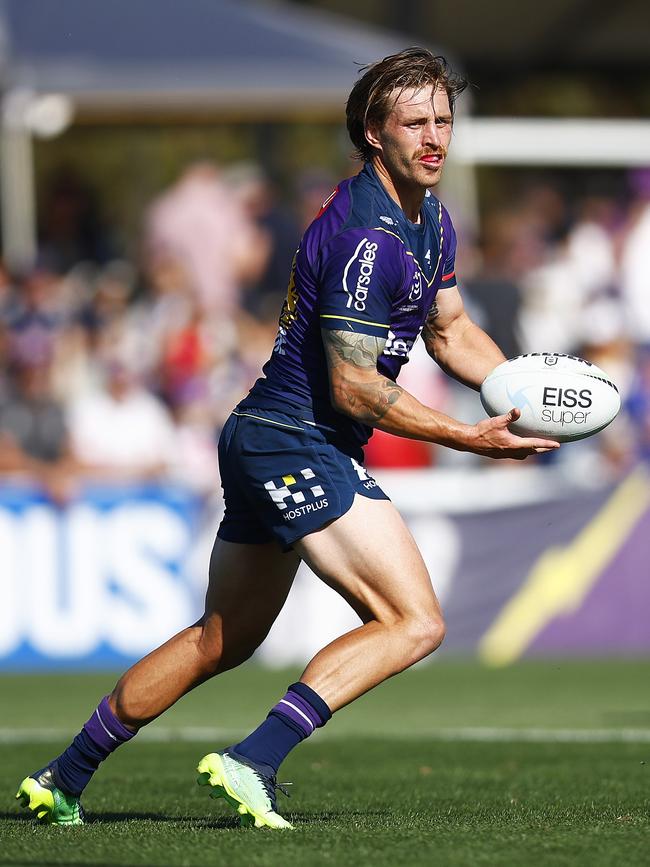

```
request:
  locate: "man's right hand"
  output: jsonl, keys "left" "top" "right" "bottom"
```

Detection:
{"left": 465, "top": 408, "right": 560, "bottom": 460}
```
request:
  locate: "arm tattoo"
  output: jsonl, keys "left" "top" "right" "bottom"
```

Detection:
{"left": 427, "top": 301, "right": 440, "bottom": 321}
{"left": 322, "top": 329, "right": 386, "bottom": 369}
{"left": 343, "top": 377, "right": 405, "bottom": 424}
{"left": 322, "top": 329, "right": 404, "bottom": 424}
{"left": 422, "top": 301, "right": 440, "bottom": 354}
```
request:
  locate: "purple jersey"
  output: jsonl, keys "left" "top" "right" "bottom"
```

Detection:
{"left": 239, "top": 163, "right": 457, "bottom": 449}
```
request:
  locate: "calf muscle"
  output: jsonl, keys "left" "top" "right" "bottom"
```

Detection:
{"left": 294, "top": 496, "right": 444, "bottom": 711}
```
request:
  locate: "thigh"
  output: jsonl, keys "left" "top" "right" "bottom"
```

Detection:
{"left": 202, "top": 538, "right": 300, "bottom": 661}
{"left": 293, "top": 495, "right": 442, "bottom": 625}
{"left": 217, "top": 408, "right": 389, "bottom": 553}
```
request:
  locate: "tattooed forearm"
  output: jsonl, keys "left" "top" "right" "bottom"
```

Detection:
{"left": 322, "top": 329, "right": 386, "bottom": 369}
{"left": 321, "top": 329, "right": 404, "bottom": 424}
{"left": 339, "top": 376, "right": 404, "bottom": 424}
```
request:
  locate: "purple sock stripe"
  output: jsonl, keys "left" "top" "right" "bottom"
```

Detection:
{"left": 285, "top": 690, "right": 324, "bottom": 728}
{"left": 83, "top": 712, "right": 118, "bottom": 753}
{"left": 97, "top": 697, "right": 137, "bottom": 741}
{"left": 83, "top": 697, "right": 135, "bottom": 753}
{"left": 289, "top": 681, "right": 332, "bottom": 722}
{"left": 271, "top": 689, "right": 325, "bottom": 736}
{"left": 272, "top": 699, "right": 313, "bottom": 737}
{"left": 271, "top": 697, "right": 313, "bottom": 737}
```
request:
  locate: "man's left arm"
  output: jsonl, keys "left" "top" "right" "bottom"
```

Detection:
{"left": 422, "top": 285, "right": 506, "bottom": 390}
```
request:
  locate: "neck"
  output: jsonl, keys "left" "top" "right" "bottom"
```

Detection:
{"left": 370, "top": 158, "right": 425, "bottom": 223}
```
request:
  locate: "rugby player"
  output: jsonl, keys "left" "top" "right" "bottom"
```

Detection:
{"left": 17, "top": 47, "right": 558, "bottom": 829}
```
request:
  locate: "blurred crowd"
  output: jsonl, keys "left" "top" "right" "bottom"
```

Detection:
{"left": 1, "top": 159, "right": 650, "bottom": 502}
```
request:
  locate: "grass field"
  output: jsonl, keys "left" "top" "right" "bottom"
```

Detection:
{"left": 1, "top": 661, "right": 649, "bottom": 866}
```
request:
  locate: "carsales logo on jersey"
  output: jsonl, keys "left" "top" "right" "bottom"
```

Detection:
{"left": 343, "top": 238, "right": 378, "bottom": 311}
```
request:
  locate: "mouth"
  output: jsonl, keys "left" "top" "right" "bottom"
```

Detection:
{"left": 418, "top": 153, "right": 444, "bottom": 167}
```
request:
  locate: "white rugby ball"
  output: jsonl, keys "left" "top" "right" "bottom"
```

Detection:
{"left": 480, "top": 353, "right": 621, "bottom": 442}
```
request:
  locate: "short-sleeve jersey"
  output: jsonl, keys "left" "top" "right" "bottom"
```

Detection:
{"left": 240, "top": 162, "right": 458, "bottom": 450}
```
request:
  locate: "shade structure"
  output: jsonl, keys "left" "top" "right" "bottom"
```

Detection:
{"left": 0, "top": 0, "right": 455, "bottom": 269}
{"left": 0, "top": 0, "right": 418, "bottom": 116}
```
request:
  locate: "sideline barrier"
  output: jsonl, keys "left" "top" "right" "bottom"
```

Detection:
{"left": 1, "top": 470, "right": 648, "bottom": 669}
{"left": 0, "top": 483, "right": 204, "bottom": 669}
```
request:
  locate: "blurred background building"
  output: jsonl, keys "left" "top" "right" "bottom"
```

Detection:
{"left": 0, "top": 0, "right": 649, "bottom": 670}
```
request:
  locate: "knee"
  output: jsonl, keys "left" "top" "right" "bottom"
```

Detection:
{"left": 196, "top": 621, "right": 259, "bottom": 677}
{"left": 402, "top": 614, "right": 446, "bottom": 665}
{"left": 198, "top": 641, "right": 255, "bottom": 676}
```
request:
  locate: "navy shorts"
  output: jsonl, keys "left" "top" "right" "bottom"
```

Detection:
{"left": 217, "top": 407, "right": 389, "bottom": 551}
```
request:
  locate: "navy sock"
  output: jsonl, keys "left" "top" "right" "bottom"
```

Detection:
{"left": 233, "top": 682, "right": 331, "bottom": 774}
{"left": 53, "top": 696, "right": 136, "bottom": 796}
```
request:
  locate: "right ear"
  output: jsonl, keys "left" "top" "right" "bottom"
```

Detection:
{"left": 364, "top": 122, "right": 382, "bottom": 154}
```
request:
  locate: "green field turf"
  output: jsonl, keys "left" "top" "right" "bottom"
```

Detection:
{"left": 1, "top": 661, "right": 649, "bottom": 866}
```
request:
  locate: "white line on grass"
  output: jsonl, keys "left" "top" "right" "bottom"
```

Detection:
{"left": 0, "top": 727, "right": 245, "bottom": 744}
{"left": 417, "top": 727, "right": 650, "bottom": 743}
{"left": 1, "top": 726, "right": 650, "bottom": 744}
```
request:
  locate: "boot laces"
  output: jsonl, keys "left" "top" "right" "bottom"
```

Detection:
{"left": 254, "top": 770, "right": 292, "bottom": 810}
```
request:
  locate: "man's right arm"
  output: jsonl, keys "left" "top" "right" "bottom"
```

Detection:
{"left": 322, "top": 328, "right": 559, "bottom": 459}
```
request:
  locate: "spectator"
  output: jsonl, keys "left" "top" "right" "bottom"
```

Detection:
{"left": 461, "top": 212, "right": 525, "bottom": 360}
{"left": 158, "top": 296, "right": 215, "bottom": 409}
{"left": 5, "top": 268, "right": 67, "bottom": 362}
{"left": 620, "top": 169, "right": 650, "bottom": 346}
{"left": 625, "top": 347, "right": 650, "bottom": 464}
{"left": 68, "top": 353, "right": 177, "bottom": 481}
{"left": 38, "top": 165, "right": 117, "bottom": 270}
{"left": 143, "top": 161, "right": 269, "bottom": 316}
{"left": 0, "top": 354, "right": 77, "bottom": 502}
{"left": 76, "top": 261, "right": 135, "bottom": 336}
{"left": 566, "top": 196, "right": 618, "bottom": 305}
{"left": 225, "top": 162, "right": 301, "bottom": 322}
{"left": 0, "top": 260, "right": 17, "bottom": 319}
{"left": 168, "top": 388, "right": 221, "bottom": 494}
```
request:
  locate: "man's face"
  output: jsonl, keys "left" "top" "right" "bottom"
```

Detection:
{"left": 368, "top": 84, "right": 453, "bottom": 191}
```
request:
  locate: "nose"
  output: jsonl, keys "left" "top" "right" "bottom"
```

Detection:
{"left": 423, "top": 120, "right": 442, "bottom": 148}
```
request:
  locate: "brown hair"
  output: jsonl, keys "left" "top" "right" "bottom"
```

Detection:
{"left": 346, "top": 47, "right": 467, "bottom": 163}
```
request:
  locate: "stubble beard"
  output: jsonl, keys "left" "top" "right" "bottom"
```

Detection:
{"left": 410, "top": 145, "right": 448, "bottom": 188}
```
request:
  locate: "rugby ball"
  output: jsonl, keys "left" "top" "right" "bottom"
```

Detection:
{"left": 480, "top": 353, "right": 620, "bottom": 442}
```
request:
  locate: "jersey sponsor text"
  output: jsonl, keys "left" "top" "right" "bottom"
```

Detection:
{"left": 343, "top": 238, "right": 378, "bottom": 312}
